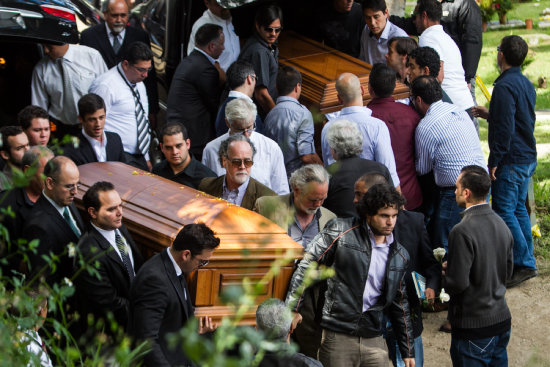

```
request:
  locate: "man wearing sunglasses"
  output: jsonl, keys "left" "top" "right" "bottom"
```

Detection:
{"left": 199, "top": 134, "right": 275, "bottom": 210}
{"left": 239, "top": 4, "right": 283, "bottom": 118}
{"left": 90, "top": 42, "right": 154, "bottom": 171}
{"left": 24, "top": 156, "right": 85, "bottom": 285}
{"left": 202, "top": 98, "right": 289, "bottom": 195}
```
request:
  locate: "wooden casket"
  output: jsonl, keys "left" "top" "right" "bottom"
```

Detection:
{"left": 74, "top": 162, "right": 303, "bottom": 325}
{"left": 278, "top": 31, "right": 410, "bottom": 114}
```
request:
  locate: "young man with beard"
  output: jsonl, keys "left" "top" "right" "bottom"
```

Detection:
{"left": 0, "top": 126, "right": 30, "bottom": 190}
{"left": 199, "top": 135, "right": 275, "bottom": 210}
{"left": 286, "top": 183, "right": 415, "bottom": 367}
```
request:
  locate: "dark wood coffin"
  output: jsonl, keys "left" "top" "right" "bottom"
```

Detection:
{"left": 278, "top": 31, "right": 410, "bottom": 114}
{"left": 74, "top": 162, "right": 303, "bottom": 325}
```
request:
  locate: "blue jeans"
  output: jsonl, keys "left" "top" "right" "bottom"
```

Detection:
{"left": 431, "top": 188, "right": 463, "bottom": 252}
{"left": 491, "top": 163, "right": 537, "bottom": 270}
{"left": 450, "top": 329, "right": 511, "bottom": 367}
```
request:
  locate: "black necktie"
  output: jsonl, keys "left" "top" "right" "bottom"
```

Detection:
{"left": 115, "top": 232, "right": 134, "bottom": 281}
{"left": 178, "top": 274, "right": 187, "bottom": 300}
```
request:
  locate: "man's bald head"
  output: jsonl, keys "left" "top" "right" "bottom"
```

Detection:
{"left": 336, "top": 73, "right": 363, "bottom": 105}
{"left": 105, "top": 0, "right": 129, "bottom": 34}
{"left": 44, "top": 156, "right": 80, "bottom": 207}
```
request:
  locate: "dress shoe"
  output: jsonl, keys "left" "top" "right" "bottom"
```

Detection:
{"left": 506, "top": 268, "right": 538, "bottom": 288}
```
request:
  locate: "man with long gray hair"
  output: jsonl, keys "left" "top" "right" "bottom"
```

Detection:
{"left": 322, "top": 119, "right": 394, "bottom": 218}
{"left": 254, "top": 164, "right": 335, "bottom": 359}
{"left": 256, "top": 298, "right": 322, "bottom": 367}
{"left": 202, "top": 98, "right": 288, "bottom": 194}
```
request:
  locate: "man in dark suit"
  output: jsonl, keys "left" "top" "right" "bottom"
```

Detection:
{"left": 198, "top": 135, "right": 275, "bottom": 210}
{"left": 74, "top": 181, "right": 144, "bottom": 339}
{"left": 166, "top": 23, "right": 225, "bottom": 160}
{"left": 152, "top": 122, "right": 216, "bottom": 189}
{"left": 0, "top": 146, "right": 53, "bottom": 275}
{"left": 130, "top": 223, "right": 220, "bottom": 367}
{"left": 354, "top": 172, "right": 440, "bottom": 367}
{"left": 214, "top": 60, "right": 263, "bottom": 137}
{"left": 24, "top": 156, "right": 85, "bottom": 285}
{"left": 62, "top": 93, "right": 126, "bottom": 165}
{"left": 80, "top": 0, "right": 159, "bottom": 120}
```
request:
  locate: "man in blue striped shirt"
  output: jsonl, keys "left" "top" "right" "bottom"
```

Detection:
{"left": 411, "top": 76, "right": 486, "bottom": 250}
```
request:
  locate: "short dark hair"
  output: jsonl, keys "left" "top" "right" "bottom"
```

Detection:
{"left": 411, "top": 75, "right": 442, "bottom": 105}
{"left": 255, "top": 4, "right": 283, "bottom": 28}
{"left": 195, "top": 23, "right": 223, "bottom": 48}
{"left": 78, "top": 93, "right": 105, "bottom": 118}
{"left": 358, "top": 183, "right": 405, "bottom": 218}
{"left": 500, "top": 35, "right": 528, "bottom": 67}
{"left": 0, "top": 126, "right": 24, "bottom": 152}
{"left": 83, "top": 181, "right": 115, "bottom": 211}
{"left": 124, "top": 41, "right": 153, "bottom": 64}
{"left": 459, "top": 165, "right": 491, "bottom": 200}
{"left": 408, "top": 47, "right": 440, "bottom": 78}
{"left": 276, "top": 65, "right": 302, "bottom": 96}
{"left": 388, "top": 37, "right": 418, "bottom": 56}
{"left": 357, "top": 172, "right": 389, "bottom": 190}
{"left": 415, "top": 0, "right": 442, "bottom": 22}
{"left": 172, "top": 223, "right": 220, "bottom": 256}
{"left": 369, "top": 63, "right": 396, "bottom": 98}
{"left": 362, "top": 0, "right": 387, "bottom": 13}
{"left": 226, "top": 60, "right": 256, "bottom": 90}
{"left": 17, "top": 105, "right": 49, "bottom": 130}
{"left": 160, "top": 122, "right": 189, "bottom": 142}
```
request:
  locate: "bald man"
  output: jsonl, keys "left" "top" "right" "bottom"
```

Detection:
{"left": 24, "top": 156, "right": 85, "bottom": 284}
{"left": 81, "top": 0, "right": 159, "bottom": 117}
{"left": 320, "top": 72, "right": 400, "bottom": 189}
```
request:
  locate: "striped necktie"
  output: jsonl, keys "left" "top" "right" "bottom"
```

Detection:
{"left": 115, "top": 232, "right": 135, "bottom": 281}
{"left": 112, "top": 33, "right": 121, "bottom": 54}
{"left": 132, "top": 86, "right": 150, "bottom": 156}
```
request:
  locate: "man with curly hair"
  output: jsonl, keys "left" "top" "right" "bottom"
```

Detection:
{"left": 286, "top": 183, "right": 415, "bottom": 367}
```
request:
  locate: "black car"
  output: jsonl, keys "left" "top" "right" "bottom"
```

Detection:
{"left": 0, "top": 0, "right": 101, "bottom": 124}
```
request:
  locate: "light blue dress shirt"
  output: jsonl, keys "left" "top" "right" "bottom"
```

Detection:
{"left": 359, "top": 20, "right": 408, "bottom": 65}
{"left": 322, "top": 106, "right": 400, "bottom": 186}
{"left": 264, "top": 96, "right": 316, "bottom": 178}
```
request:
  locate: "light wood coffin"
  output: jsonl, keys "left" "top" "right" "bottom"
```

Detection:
{"left": 278, "top": 31, "right": 410, "bottom": 114}
{"left": 74, "top": 162, "right": 303, "bottom": 325}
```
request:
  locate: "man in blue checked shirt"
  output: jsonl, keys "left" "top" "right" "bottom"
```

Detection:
{"left": 410, "top": 75, "right": 486, "bottom": 251}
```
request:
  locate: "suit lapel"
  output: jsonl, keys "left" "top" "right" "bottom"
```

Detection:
{"left": 68, "top": 202, "right": 85, "bottom": 234}
{"left": 240, "top": 179, "right": 257, "bottom": 209}
{"left": 79, "top": 133, "right": 98, "bottom": 163}
{"left": 98, "top": 24, "right": 117, "bottom": 65}
{"left": 91, "top": 227, "right": 128, "bottom": 273}
{"left": 39, "top": 197, "right": 79, "bottom": 241}
{"left": 161, "top": 250, "right": 190, "bottom": 317}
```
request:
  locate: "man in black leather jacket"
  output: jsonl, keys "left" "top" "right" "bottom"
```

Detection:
{"left": 286, "top": 184, "right": 415, "bottom": 367}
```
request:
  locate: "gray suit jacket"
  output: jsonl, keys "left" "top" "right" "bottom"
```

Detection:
{"left": 198, "top": 176, "right": 276, "bottom": 211}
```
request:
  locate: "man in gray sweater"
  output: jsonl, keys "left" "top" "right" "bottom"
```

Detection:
{"left": 444, "top": 165, "right": 513, "bottom": 366}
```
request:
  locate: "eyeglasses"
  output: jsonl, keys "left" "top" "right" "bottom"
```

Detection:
{"left": 496, "top": 46, "right": 501, "bottom": 52}
{"left": 263, "top": 26, "right": 282, "bottom": 34}
{"left": 232, "top": 123, "right": 256, "bottom": 135}
{"left": 53, "top": 179, "right": 81, "bottom": 192}
{"left": 228, "top": 158, "right": 254, "bottom": 168}
{"left": 132, "top": 64, "right": 153, "bottom": 73}
{"left": 250, "top": 74, "right": 258, "bottom": 82}
{"left": 196, "top": 258, "right": 209, "bottom": 268}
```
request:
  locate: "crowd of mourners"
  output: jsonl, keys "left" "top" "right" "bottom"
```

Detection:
{"left": 0, "top": 0, "right": 539, "bottom": 366}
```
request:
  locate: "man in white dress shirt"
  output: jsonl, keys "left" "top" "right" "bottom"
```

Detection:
{"left": 202, "top": 98, "right": 289, "bottom": 195}
{"left": 31, "top": 44, "right": 107, "bottom": 138}
{"left": 359, "top": 0, "right": 408, "bottom": 65}
{"left": 414, "top": 0, "right": 475, "bottom": 118}
{"left": 187, "top": 0, "right": 240, "bottom": 72}
{"left": 90, "top": 42, "right": 153, "bottom": 171}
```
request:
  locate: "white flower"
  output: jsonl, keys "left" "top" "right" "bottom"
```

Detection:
{"left": 68, "top": 243, "right": 76, "bottom": 258}
{"left": 63, "top": 277, "right": 73, "bottom": 288}
{"left": 439, "top": 288, "right": 450, "bottom": 303}
{"left": 71, "top": 136, "right": 80, "bottom": 149}
{"left": 433, "top": 247, "right": 446, "bottom": 262}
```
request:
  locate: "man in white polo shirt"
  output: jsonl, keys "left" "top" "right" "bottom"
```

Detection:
{"left": 414, "top": 0, "right": 475, "bottom": 122}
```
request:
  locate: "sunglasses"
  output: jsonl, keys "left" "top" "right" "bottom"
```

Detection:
{"left": 228, "top": 158, "right": 254, "bottom": 168}
{"left": 264, "top": 26, "right": 282, "bottom": 34}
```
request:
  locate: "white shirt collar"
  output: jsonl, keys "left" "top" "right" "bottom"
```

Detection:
{"left": 42, "top": 190, "right": 66, "bottom": 217}
{"left": 228, "top": 90, "right": 253, "bottom": 102}
{"left": 82, "top": 128, "right": 107, "bottom": 148}
{"left": 91, "top": 222, "right": 116, "bottom": 243}
{"left": 194, "top": 47, "right": 217, "bottom": 65}
{"left": 166, "top": 247, "right": 182, "bottom": 276}
{"left": 105, "top": 22, "right": 126, "bottom": 41}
